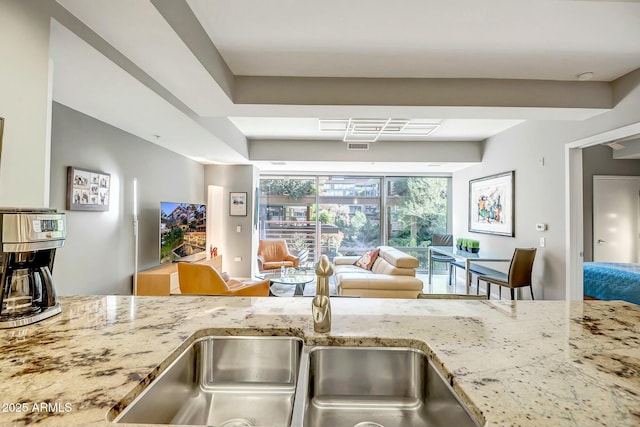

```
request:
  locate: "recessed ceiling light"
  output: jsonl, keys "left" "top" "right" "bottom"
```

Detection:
{"left": 576, "top": 72, "right": 594, "bottom": 81}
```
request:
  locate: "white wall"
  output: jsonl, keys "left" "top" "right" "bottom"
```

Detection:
{"left": 204, "top": 164, "right": 257, "bottom": 277}
{"left": 50, "top": 103, "right": 205, "bottom": 295}
{"left": 0, "top": 0, "right": 52, "bottom": 207}
{"left": 452, "top": 70, "right": 640, "bottom": 300}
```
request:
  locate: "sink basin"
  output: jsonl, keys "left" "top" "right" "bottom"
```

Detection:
{"left": 114, "top": 336, "right": 303, "bottom": 427}
{"left": 293, "top": 346, "right": 479, "bottom": 427}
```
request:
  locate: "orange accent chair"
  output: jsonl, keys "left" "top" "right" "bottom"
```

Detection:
{"left": 257, "top": 239, "right": 300, "bottom": 271}
{"left": 177, "top": 262, "right": 270, "bottom": 296}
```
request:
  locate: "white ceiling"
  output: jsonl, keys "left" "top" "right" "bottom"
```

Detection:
{"left": 189, "top": 0, "right": 640, "bottom": 81}
{"left": 50, "top": 0, "right": 640, "bottom": 173}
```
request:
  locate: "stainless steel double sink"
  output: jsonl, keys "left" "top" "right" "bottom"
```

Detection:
{"left": 112, "top": 336, "right": 480, "bottom": 427}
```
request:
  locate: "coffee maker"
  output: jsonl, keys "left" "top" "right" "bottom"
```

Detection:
{"left": 0, "top": 209, "right": 65, "bottom": 328}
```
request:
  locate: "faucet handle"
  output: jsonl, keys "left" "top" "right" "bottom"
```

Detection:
{"left": 312, "top": 255, "right": 333, "bottom": 333}
{"left": 315, "top": 254, "right": 333, "bottom": 276}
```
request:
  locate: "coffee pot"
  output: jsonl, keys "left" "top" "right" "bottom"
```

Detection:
{"left": 0, "top": 209, "right": 65, "bottom": 328}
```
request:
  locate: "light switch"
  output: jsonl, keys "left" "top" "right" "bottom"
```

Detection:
{"left": 539, "top": 237, "right": 546, "bottom": 247}
{"left": 236, "top": 225, "right": 242, "bottom": 233}
{"left": 234, "top": 256, "right": 242, "bottom": 262}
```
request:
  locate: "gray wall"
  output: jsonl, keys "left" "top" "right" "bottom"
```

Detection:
{"left": 452, "top": 70, "right": 640, "bottom": 300}
{"left": 50, "top": 103, "right": 205, "bottom": 295}
{"left": 204, "top": 164, "right": 257, "bottom": 277}
{"left": 582, "top": 144, "right": 640, "bottom": 262}
{"left": 453, "top": 120, "right": 568, "bottom": 300}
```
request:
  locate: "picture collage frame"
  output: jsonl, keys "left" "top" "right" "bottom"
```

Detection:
{"left": 66, "top": 166, "right": 111, "bottom": 211}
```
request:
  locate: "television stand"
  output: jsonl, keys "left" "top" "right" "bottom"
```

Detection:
{"left": 135, "top": 255, "right": 222, "bottom": 296}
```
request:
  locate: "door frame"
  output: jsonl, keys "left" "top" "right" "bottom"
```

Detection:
{"left": 565, "top": 121, "right": 640, "bottom": 300}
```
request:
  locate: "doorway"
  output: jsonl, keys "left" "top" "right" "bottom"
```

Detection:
{"left": 566, "top": 121, "right": 640, "bottom": 300}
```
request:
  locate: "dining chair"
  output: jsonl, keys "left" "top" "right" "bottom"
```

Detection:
{"left": 476, "top": 248, "right": 537, "bottom": 300}
{"left": 430, "top": 234, "right": 456, "bottom": 284}
{"left": 177, "top": 262, "right": 270, "bottom": 296}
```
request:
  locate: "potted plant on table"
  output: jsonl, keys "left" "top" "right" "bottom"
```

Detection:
{"left": 289, "top": 233, "right": 310, "bottom": 265}
{"left": 468, "top": 239, "right": 480, "bottom": 253}
{"left": 456, "top": 238, "right": 464, "bottom": 250}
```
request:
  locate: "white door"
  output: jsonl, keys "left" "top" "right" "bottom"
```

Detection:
{"left": 593, "top": 176, "right": 640, "bottom": 262}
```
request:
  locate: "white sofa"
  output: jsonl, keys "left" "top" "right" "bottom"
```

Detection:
{"left": 333, "top": 246, "right": 423, "bottom": 298}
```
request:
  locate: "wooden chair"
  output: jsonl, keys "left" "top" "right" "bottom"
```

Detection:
{"left": 476, "top": 248, "right": 537, "bottom": 300}
{"left": 257, "top": 239, "right": 299, "bottom": 271}
{"left": 177, "top": 262, "right": 270, "bottom": 296}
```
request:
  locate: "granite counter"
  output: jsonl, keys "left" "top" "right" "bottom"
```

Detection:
{"left": 0, "top": 296, "right": 638, "bottom": 426}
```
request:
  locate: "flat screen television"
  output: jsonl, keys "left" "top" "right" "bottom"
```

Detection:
{"left": 160, "top": 202, "right": 207, "bottom": 264}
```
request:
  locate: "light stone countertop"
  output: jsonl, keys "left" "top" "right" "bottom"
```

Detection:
{"left": 0, "top": 296, "right": 639, "bottom": 426}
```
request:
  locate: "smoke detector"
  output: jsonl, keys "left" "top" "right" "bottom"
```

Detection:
{"left": 576, "top": 72, "right": 594, "bottom": 81}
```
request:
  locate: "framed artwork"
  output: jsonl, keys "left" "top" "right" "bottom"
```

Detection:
{"left": 66, "top": 166, "right": 111, "bottom": 211}
{"left": 229, "top": 192, "right": 247, "bottom": 216}
{"left": 468, "top": 171, "right": 515, "bottom": 236}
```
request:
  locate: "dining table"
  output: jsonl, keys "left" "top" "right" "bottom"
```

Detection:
{"left": 428, "top": 245, "right": 512, "bottom": 294}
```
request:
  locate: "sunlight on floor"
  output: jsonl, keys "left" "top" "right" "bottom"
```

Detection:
{"left": 417, "top": 269, "right": 484, "bottom": 296}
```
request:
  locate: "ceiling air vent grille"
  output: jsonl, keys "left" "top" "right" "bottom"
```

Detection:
{"left": 347, "top": 142, "right": 370, "bottom": 151}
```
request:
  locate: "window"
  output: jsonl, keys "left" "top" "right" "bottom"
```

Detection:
{"left": 258, "top": 175, "right": 450, "bottom": 269}
{"left": 258, "top": 177, "right": 316, "bottom": 265}
{"left": 386, "top": 177, "right": 450, "bottom": 269}
{"left": 317, "top": 176, "right": 381, "bottom": 259}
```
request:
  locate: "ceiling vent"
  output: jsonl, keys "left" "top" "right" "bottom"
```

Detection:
{"left": 319, "top": 118, "right": 440, "bottom": 142}
{"left": 347, "top": 142, "right": 370, "bottom": 151}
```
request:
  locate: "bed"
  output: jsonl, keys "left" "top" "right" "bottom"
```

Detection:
{"left": 583, "top": 262, "right": 640, "bottom": 305}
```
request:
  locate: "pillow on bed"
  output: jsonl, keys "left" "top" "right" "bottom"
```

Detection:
{"left": 354, "top": 249, "right": 379, "bottom": 270}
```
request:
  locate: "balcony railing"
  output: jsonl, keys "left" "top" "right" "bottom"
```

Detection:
{"left": 261, "top": 220, "right": 437, "bottom": 273}
{"left": 261, "top": 220, "right": 319, "bottom": 266}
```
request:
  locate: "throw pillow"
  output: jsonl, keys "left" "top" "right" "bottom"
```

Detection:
{"left": 367, "top": 248, "right": 380, "bottom": 270}
{"left": 354, "top": 250, "right": 377, "bottom": 270}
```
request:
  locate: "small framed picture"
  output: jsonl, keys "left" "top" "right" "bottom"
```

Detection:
{"left": 229, "top": 192, "right": 247, "bottom": 216}
{"left": 66, "top": 166, "right": 111, "bottom": 211}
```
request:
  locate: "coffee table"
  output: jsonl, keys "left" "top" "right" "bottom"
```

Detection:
{"left": 257, "top": 268, "right": 316, "bottom": 296}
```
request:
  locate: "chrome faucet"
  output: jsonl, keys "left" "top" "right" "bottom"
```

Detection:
{"left": 312, "top": 255, "right": 333, "bottom": 333}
